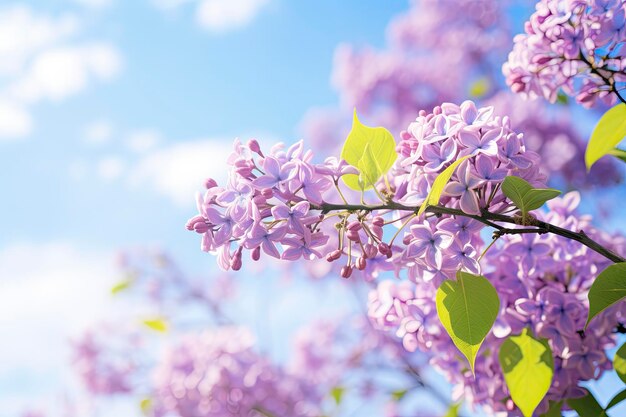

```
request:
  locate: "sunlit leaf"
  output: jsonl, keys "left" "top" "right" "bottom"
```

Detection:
{"left": 443, "top": 402, "right": 461, "bottom": 417}
{"left": 418, "top": 155, "right": 470, "bottom": 217}
{"left": 614, "top": 342, "right": 626, "bottom": 384}
{"left": 111, "top": 279, "right": 132, "bottom": 295}
{"left": 142, "top": 318, "right": 168, "bottom": 333}
{"left": 499, "top": 328, "right": 553, "bottom": 417}
{"left": 140, "top": 398, "right": 152, "bottom": 415}
{"left": 585, "top": 103, "right": 626, "bottom": 170}
{"left": 469, "top": 77, "right": 490, "bottom": 98}
{"left": 586, "top": 263, "right": 626, "bottom": 328}
{"left": 341, "top": 109, "right": 397, "bottom": 191}
{"left": 436, "top": 271, "right": 499, "bottom": 374}
{"left": 331, "top": 386, "right": 345, "bottom": 405}
{"left": 391, "top": 389, "right": 408, "bottom": 401}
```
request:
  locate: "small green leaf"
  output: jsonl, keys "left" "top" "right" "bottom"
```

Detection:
{"left": 330, "top": 386, "right": 345, "bottom": 405}
{"left": 566, "top": 389, "right": 605, "bottom": 417}
{"left": 607, "top": 388, "right": 626, "bottom": 410}
{"left": 614, "top": 342, "right": 626, "bottom": 384}
{"left": 111, "top": 279, "right": 132, "bottom": 294}
{"left": 391, "top": 389, "right": 408, "bottom": 401}
{"left": 539, "top": 401, "right": 562, "bottom": 417}
{"left": 586, "top": 263, "right": 626, "bottom": 328}
{"left": 469, "top": 77, "right": 490, "bottom": 98}
{"left": 142, "top": 318, "right": 168, "bottom": 333}
{"left": 140, "top": 398, "right": 152, "bottom": 415}
{"left": 436, "top": 271, "right": 499, "bottom": 373}
{"left": 418, "top": 155, "right": 470, "bottom": 217}
{"left": 443, "top": 403, "right": 461, "bottom": 417}
{"left": 501, "top": 176, "right": 560, "bottom": 222}
{"left": 556, "top": 92, "right": 569, "bottom": 104}
{"left": 499, "top": 328, "right": 554, "bottom": 417}
{"left": 341, "top": 109, "right": 397, "bottom": 191}
{"left": 609, "top": 148, "right": 626, "bottom": 164}
{"left": 586, "top": 103, "right": 626, "bottom": 170}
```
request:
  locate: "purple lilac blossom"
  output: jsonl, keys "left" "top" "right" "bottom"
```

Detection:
{"left": 504, "top": 0, "right": 626, "bottom": 107}
{"left": 367, "top": 192, "right": 626, "bottom": 415}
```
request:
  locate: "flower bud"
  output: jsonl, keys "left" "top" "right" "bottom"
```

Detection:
{"left": 326, "top": 249, "right": 342, "bottom": 262}
{"left": 340, "top": 265, "right": 353, "bottom": 279}
{"left": 247, "top": 139, "right": 263, "bottom": 156}
{"left": 204, "top": 178, "right": 218, "bottom": 189}
{"left": 378, "top": 242, "right": 390, "bottom": 255}
{"left": 356, "top": 256, "right": 366, "bottom": 270}
{"left": 251, "top": 246, "right": 261, "bottom": 261}
{"left": 372, "top": 216, "right": 385, "bottom": 227}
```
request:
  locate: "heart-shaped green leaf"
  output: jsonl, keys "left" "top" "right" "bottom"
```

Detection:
{"left": 586, "top": 262, "right": 626, "bottom": 328}
{"left": 436, "top": 271, "right": 499, "bottom": 373}
{"left": 586, "top": 103, "right": 626, "bottom": 170}
{"left": 499, "top": 328, "right": 554, "bottom": 417}
{"left": 501, "top": 176, "right": 560, "bottom": 222}
{"left": 341, "top": 109, "right": 397, "bottom": 191}
{"left": 418, "top": 155, "right": 470, "bottom": 217}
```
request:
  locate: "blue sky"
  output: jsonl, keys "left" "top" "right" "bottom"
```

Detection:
{"left": 0, "top": 1, "right": 412, "bottom": 415}
{"left": 1, "top": 1, "right": 625, "bottom": 416}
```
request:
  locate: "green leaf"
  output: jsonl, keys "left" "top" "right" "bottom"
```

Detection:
{"left": 540, "top": 401, "right": 562, "bottom": 417}
{"left": 469, "top": 77, "right": 490, "bottom": 98}
{"left": 443, "top": 403, "right": 461, "bottom": 417}
{"left": 614, "top": 342, "right": 626, "bottom": 384}
{"left": 586, "top": 103, "right": 626, "bottom": 170}
{"left": 330, "top": 386, "right": 345, "bottom": 405}
{"left": 436, "top": 271, "right": 499, "bottom": 373}
{"left": 418, "top": 155, "right": 470, "bottom": 217}
{"left": 501, "top": 176, "right": 560, "bottom": 222}
{"left": 341, "top": 109, "right": 397, "bottom": 191}
{"left": 140, "top": 398, "right": 152, "bottom": 415}
{"left": 586, "top": 263, "right": 626, "bottom": 328}
{"left": 111, "top": 279, "right": 132, "bottom": 294}
{"left": 607, "top": 388, "right": 626, "bottom": 410}
{"left": 142, "top": 318, "right": 168, "bottom": 333}
{"left": 499, "top": 328, "right": 554, "bottom": 417}
{"left": 566, "top": 389, "right": 605, "bottom": 417}
{"left": 391, "top": 389, "right": 407, "bottom": 401}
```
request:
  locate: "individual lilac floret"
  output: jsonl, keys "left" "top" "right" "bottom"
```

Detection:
{"left": 503, "top": 0, "right": 626, "bottom": 107}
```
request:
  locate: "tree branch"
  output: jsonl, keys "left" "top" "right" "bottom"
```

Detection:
{"left": 312, "top": 202, "right": 626, "bottom": 264}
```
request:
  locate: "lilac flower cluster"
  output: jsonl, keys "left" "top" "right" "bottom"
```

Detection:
{"left": 151, "top": 327, "right": 320, "bottom": 417}
{"left": 72, "top": 325, "right": 141, "bottom": 395}
{"left": 368, "top": 192, "right": 626, "bottom": 415}
{"left": 302, "top": 0, "right": 621, "bottom": 190}
{"left": 504, "top": 0, "right": 626, "bottom": 107}
{"left": 187, "top": 101, "right": 548, "bottom": 282}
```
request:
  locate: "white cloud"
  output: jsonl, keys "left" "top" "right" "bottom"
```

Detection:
{"left": 0, "top": 99, "right": 32, "bottom": 139}
{"left": 8, "top": 43, "right": 122, "bottom": 104}
{"left": 126, "top": 129, "right": 161, "bottom": 153}
{"left": 83, "top": 120, "right": 113, "bottom": 146}
{"left": 97, "top": 156, "right": 125, "bottom": 181}
{"left": 129, "top": 139, "right": 233, "bottom": 206}
{"left": 0, "top": 5, "right": 123, "bottom": 141}
{"left": 196, "top": 0, "right": 270, "bottom": 32}
{"left": 0, "top": 243, "right": 117, "bottom": 368}
{"left": 0, "top": 5, "right": 79, "bottom": 76}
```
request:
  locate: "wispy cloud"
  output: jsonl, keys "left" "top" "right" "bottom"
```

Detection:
{"left": 0, "top": 5, "right": 123, "bottom": 141}
{"left": 152, "top": 0, "right": 271, "bottom": 32}
{"left": 129, "top": 138, "right": 233, "bottom": 206}
{"left": 196, "top": 0, "right": 270, "bottom": 32}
